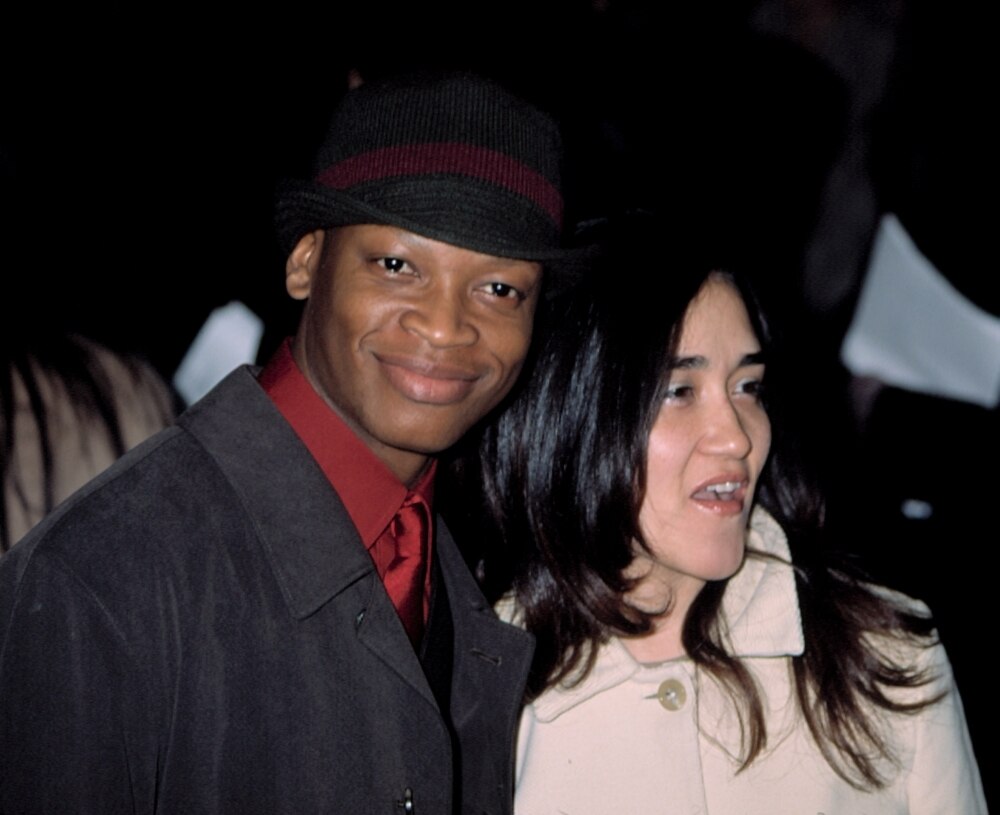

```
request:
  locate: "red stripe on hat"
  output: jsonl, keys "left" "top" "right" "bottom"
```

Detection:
{"left": 316, "top": 143, "right": 563, "bottom": 228}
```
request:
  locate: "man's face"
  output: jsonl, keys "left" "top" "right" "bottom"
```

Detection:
{"left": 287, "top": 224, "right": 542, "bottom": 484}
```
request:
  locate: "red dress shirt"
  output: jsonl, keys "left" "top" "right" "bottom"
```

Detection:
{"left": 258, "top": 340, "right": 435, "bottom": 626}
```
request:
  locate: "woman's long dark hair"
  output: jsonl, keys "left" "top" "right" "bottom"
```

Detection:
{"left": 474, "top": 220, "right": 941, "bottom": 790}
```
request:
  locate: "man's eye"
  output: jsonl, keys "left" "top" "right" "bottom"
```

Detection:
{"left": 484, "top": 282, "right": 522, "bottom": 300}
{"left": 376, "top": 257, "right": 408, "bottom": 274}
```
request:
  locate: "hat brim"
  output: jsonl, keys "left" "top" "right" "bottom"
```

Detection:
{"left": 275, "top": 179, "right": 583, "bottom": 263}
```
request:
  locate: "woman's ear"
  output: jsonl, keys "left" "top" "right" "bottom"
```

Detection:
{"left": 285, "top": 230, "right": 326, "bottom": 301}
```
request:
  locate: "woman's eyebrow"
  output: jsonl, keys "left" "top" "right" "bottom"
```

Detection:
{"left": 668, "top": 355, "right": 707, "bottom": 371}
{"left": 667, "top": 350, "right": 766, "bottom": 370}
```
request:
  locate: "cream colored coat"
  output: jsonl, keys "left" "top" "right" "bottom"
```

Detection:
{"left": 509, "top": 509, "right": 986, "bottom": 814}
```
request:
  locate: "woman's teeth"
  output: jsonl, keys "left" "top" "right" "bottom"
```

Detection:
{"left": 692, "top": 481, "right": 743, "bottom": 501}
{"left": 706, "top": 481, "right": 741, "bottom": 495}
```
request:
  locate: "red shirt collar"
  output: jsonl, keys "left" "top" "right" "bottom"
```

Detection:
{"left": 258, "top": 340, "right": 435, "bottom": 550}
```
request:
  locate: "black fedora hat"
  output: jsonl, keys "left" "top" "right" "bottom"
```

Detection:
{"left": 275, "top": 73, "right": 570, "bottom": 261}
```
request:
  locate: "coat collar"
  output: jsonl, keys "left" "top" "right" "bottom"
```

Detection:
{"left": 179, "top": 367, "right": 534, "bottom": 681}
{"left": 178, "top": 366, "right": 377, "bottom": 620}
{"left": 532, "top": 507, "right": 803, "bottom": 722}
{"left": 721, "top": 506, "right": 804, "bottom": 660}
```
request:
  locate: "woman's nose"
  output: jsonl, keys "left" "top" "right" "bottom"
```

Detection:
{"left": 701, "top": 400, "right": 754, "bottom": 459}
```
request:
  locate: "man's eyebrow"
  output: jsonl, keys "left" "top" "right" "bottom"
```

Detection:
{"left": 666, "top": 351, "right": 766, "bottom": 370}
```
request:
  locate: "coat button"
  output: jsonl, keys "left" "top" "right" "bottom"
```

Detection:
{"left": 656, "top": 678, "right": 687, "bottom": 711}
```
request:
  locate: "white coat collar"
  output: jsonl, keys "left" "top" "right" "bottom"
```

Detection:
{"left": 531, "top": 507, "right": 804, "bottom": 722}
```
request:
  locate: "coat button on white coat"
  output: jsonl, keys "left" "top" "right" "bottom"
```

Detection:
{"left": 657, "top": 678, "right": 687, "bottom": 711}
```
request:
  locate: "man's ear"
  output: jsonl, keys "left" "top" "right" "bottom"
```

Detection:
{"left": 286, "top": 230, "right": 326, "bottom": 301}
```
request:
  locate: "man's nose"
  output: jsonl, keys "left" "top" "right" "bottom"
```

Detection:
{"left": 399, "top": 287, "right": 479, "bottom": 348}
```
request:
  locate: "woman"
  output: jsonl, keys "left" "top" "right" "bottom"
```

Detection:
{"left": 475, "top": 228, "right": 985, "bottom": 813}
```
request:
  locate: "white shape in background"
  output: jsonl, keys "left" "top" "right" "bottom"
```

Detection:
{"left": 901, "top": 499, "right": 934, "bottom": 520}
{"left": 841, "top": 213, "right": 1000, "bottom": 408}
{"left": 173, "top": 301, "right": 264, "bottom": 406}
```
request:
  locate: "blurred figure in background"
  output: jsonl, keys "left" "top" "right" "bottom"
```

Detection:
{"left": 1, "top": 335, "right": 175, "bottom": 551}
{"left": 0, "top": 143, "right": 175, "bottom": 551}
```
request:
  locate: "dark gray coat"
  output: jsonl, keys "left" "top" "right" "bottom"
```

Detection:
{"left": 0, "top": 367, "right": 533, "bottom": 814}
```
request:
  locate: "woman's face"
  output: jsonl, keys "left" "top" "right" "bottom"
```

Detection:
{"left": 628, "top": 277, "right": 771, "bottom": 616}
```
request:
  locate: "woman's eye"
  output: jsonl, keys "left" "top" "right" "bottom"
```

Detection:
{"left": 736, "top": 378, "right": 765, "bottom": 400}
{"left": 664, "top": 384, "right": 694, "bottom": 402}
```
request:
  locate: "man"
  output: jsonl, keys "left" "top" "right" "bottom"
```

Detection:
{"left": 0, "top": 74, "right": 569, "bottom": 814}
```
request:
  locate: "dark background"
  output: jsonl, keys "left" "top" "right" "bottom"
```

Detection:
{"left": 3, "top": 0, "right": 994, "bottom": 802}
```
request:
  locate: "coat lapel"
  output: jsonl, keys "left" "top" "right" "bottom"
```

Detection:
{"left": 436, "top": 517, "right": 534, "bottom": 721}
{"left": 180, "top": 367, "right": 444, "bottom": 708}
{"left": 181, "top": 367, "right": 534, "bottom": 736}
